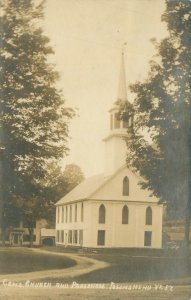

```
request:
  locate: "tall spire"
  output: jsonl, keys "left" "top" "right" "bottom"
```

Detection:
{"left": 117, "top": 51, "right": 127, "bottom": 101}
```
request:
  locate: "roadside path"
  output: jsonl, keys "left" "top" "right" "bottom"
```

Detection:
{"left": 0, "top": 248, "right": 109, "bottom": 282}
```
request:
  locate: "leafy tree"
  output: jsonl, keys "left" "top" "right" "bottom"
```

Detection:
{"left": 0, "top": 0, "right": 74, "bottom": 245}
{"left": 62, "top": 164, "right": 85, "bottom": 194}
{"left": 118, "top": 0, "right": 191, "bottom": 247}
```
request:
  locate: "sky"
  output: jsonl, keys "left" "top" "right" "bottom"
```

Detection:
{"left": 43, "top": 0, "right": 167, "bottom": 177}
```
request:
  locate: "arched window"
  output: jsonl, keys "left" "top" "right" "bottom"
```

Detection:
{"left": 122, "top": 205, "right": 129, "bottom": 224}
{"left": 123, "top": 176, "right": 129, "bottom": 196}
{"left": 99, "top": 204, "right": 106, "bottom": 224}
{"left": 146, "top": 207, "right": 152, "bottom": 225}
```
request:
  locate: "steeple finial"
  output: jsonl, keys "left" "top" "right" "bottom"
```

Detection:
{"left": 117, "top": 46, "right": 127, "bottom": 102}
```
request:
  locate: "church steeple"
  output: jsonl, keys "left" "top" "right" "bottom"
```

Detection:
{"left": 117, "top": 51, "right": 127, "bottom": 102}
{"left": 103, "top": 51, "right": 131, "bottom": 177}
{"left": 108, "top": 51, "right": 131, "bottom": 134}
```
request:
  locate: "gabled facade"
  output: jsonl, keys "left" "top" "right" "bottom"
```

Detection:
{"left": 55, "top": 52, "right": 163, "bottom": 249}
{"left": 56, "top": 166, "right": 163, "bottom": 248}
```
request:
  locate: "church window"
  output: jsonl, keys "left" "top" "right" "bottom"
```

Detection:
{"left": 122, "top": 205, "right": 129, "bottom": 224}
{"left": 75, "top": 204, "right": 77, "bottom": 222}
{"left": 146, "top": 207, "right": 152, "bottom": 225}
{"left": 144, "top": 231, "right": 152, "bottom": 246}
{"left": 68, "top": 230, "right": 72, "bottom": 244}
{"left": 81, "top": 202, "right": 84, "bottom": 222}
{"left": 66, "top": 206, "right": 68, "bottom": 223}
{"left": 97, "top": 230, "right": 105, "bottom": 246}
{"left": 61, "top": 230, "right": 64, "bottom": 243}
{"left": 99, "top": 204, "right": 106, "bottom": 224}
{"left": 73, "top": 230, "right": 78, "bottom": 244}
{"left": 123, "top": 176, "right": 129, "bottom": 196}
{"left": 79, "top": 230, "right": 83, "bottom": 246}
{"left": 70, "top": 205, "right": 72, "bottom": 222}
{"left": 110, "top": 114, "right": 113, "bottom": 130}
{"left": 62, "top": 207, "right": 64, "bottom": 223}
{"left": 114, "top": 113, "right": 120, "bottom": 129}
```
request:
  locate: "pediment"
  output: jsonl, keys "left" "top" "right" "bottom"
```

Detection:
{"left": 90, "top": 166, "right": 158, "bottom": 203}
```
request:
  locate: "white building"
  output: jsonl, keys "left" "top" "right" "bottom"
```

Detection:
{"left": 55, "top": 53, "right": 163, "bottom": 249}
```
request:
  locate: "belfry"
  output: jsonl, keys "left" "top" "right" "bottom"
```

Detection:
{"left": 103, "top": 52, "right": 133, "bottom": 176}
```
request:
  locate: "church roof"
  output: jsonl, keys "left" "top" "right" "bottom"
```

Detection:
{"left": 56, "top": 173, "right": 110, "bottom": 205}
{"left": 56, "top": 166, "right": 159, "bottom": 205}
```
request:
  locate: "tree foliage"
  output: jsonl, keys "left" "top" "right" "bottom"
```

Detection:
{"left": 119, "top": 0, "right": 191, "bottom": 220}
{"left": 62, "top": 164, "right": 85, "bottom": 194}
{"left": 0, "top": 0, "right": 74, "bottom": 235}
{"left": 42, "top": 163, "right": 85, "bottom": 225}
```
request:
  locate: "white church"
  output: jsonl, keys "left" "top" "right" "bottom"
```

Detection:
{"left": 55, "top": 53, "right": 163, "bottom": 249}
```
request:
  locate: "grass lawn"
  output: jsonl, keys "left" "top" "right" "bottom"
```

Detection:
{"left": 0, "top": 248, "right": 76, "bottom": 274}
{"left": 2, "top": 246, "right": 190, "bottom": 283}
{"left": 41, "top": 247, "right": 191, "bottom": 284}
{"left": 75, "top": 254, "right": 191, "bottom": 283}
{"left": 0, "top": 247, "right": 191, "bottom": 299}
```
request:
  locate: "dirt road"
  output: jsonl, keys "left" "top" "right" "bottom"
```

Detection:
{"left": 0, "top": 247, "right": 109, "bottom": 282}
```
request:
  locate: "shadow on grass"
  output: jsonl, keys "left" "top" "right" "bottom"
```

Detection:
{"left": 74, "top": 257, "right": 191, "bottom": 283}
{"left": 44, "top": 255, "right": 191, "bottom": 284}
{"left": 0, "top": 248, "right": 76, "bottom": 274}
